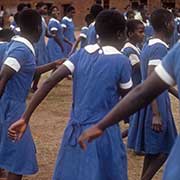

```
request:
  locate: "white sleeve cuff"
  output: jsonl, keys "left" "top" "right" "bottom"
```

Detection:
{"left": 61, "top": 24, "right": 67, "bottom": 28}
{"left": 155, "top": 63, "right": 175, "bottom": 86}
{"left": 129, "top": 54, "right": 140, "bottom": 66}
{"left": 80, "top": 33, "right": 87, "bottom": 39}
{"left": 50, "top": 27, "right": 58, "bottom": 31}
{"left": 63, "top": 60, "right": 75, "bottom": 74}
{"left": 120, "top": 79, "right": 133, "bottom": 89}
{"left": 4, "top": 57, "right": 21, "bottom": 72}
{"left": 148, "top": 59, "right": 161, "bottom": 66}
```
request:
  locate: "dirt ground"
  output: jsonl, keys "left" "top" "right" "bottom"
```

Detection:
{"left": 22, "top": 74, "right": 180, "bottom": 180}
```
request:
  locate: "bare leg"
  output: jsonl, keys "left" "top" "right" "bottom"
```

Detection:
{"left": 141, "top": 153, "right": 168, "bottom": 180}
{"left": 7, "top": 172, "right": 22, "bottom": 180}
{"left": 141, "top": 155, "right": 152, "bottom": 179}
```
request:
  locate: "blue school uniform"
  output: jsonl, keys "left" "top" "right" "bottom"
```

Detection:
{"left": 53, "top": 44, "right": 133, "bottom": 180}
{"left": 87, "top": 21, "right": 98, "bottom": 45}
{"left": 121, "top": 42, "right": 142, "bottom": 86}
{"left": 61, "top": 16, "right": 75, "bottom": 57}
{"left": 79, "top": 26, "right": 88, "bottom": 48}
{"left": 154, "top": 42, "right": 180, "bottom": 180}
{"left": 0, "top": 36, "right": 38, "bottom": 175}
{"left": 47, "top": 18, "right": 65, "bottom": 62}
{"left": 34, "top": 17, "right": 49, "bottom": 65}
{"left": 128, "top": 38, "right": 177, "bottom": 154}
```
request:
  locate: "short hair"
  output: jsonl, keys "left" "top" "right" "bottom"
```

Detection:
{"left": 17, "top": 3, "right": 28, "bottom": 12}
{"left": 66, "top": 6, "right": 75, "bottom": 13}
{"left": 90, "top": 4, "right": 103, "bottom": 19}
{"left": 36, "top": 1, "right": 45, "bottom": 9}
{"left": 85, "top": 13, "right": 94, "bottom": 26}
{"left": 0, "top": 29, "right": 15, "bottom": 42}
{"left": 126, "top": 19, "right": 144, "bottom": 37}
{"left": 150, "top": 9, "right": 173, "bottom": 32}
{"left": 95, "top": 10, "right": 126, "bottom": 40}
{"left": 19, "top": 9, "right": 41, "bottom": 34}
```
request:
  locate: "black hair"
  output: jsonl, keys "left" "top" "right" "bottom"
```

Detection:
{"left": 126, "top": 19, "right": 144, "bottom": 37}
{"left": 150, "top": 8, "right": 173, "bottom": 32}
{"left": 90, "top": 4, "right": 103, "bottom": 19}
{"left": 49, "top": 6, "right": 58, "bottom": 15}
{"left": 19, "top": 9, "right": 41, "bottom": 34}
{"left": 17, "top": 3, "right": 28, "bottom": 12}
{"left": 95, "top": 10, "right": 126, "bottom": 41}
{"left": 36, "top": 1, "right": 45, "bottom": 9}
{"left": 85, "top": 13, "right": 94, "bottom": 26}
{"left": 14, "top": 12, "right": 20, "bottom": 26}
{"left": 0, "top": 29, "right": 15, "bottom": 42}
{"left": 66, "top": 6, "right": 75, "bottom": 13}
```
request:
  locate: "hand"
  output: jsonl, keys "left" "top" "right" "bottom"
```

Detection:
{"left": 78, "top": 125, "right": 103, "bottom": 150}
{"left": 55, "top": 59, "right": 66, "bottom": 67}
{"left": 8, "top": 118, "right": 28, "bottom": 141}
{"left": 152, "top": 114, "right": 162, "bottom": 133}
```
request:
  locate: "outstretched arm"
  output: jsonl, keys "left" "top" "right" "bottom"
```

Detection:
{"left": 8, "top": 64, "right": 71, "bottom": 140}
{"left": 78, "top": 71, "right": 169, "bottom": 149}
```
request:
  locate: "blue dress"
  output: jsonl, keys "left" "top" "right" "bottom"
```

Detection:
{"left": 79, "top": 26, "right": 88, "bottom": 48}
{"left": 121, "top": 42, "right": 142, "bottom": 86}
{"left": 34, "top": 17, "right": 49, "bottom": 65}
{"left": 128, "top": 38, "right": 177, "bottom": 154}
{"left": 155, "top": 42, "right": 180, "bottom": 180}
{"left": 87, "top": 21, "right": 98, "bottom": 45}
{"left": 61, "top": 16, "right": 75, "bottom": 57}
{"left": 53, "top": 44, "right": 133, "bottom": 180}
{"left": 0, "top": 41, "right": 8, "bottom": 67}
{"left": 0, "top": 36, "right": 38, "bottom": 175}
{"left": 47, "top": 18, "right": 65, "bottom": 62}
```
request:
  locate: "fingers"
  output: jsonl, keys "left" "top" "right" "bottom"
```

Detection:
{"left": 78, "top": 135, "right": 87, "bottom": 150}
{"left": 152, "top": 124, "right": 162, "bottom": 132}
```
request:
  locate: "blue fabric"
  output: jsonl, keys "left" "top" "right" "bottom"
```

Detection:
{"left": 61, "top": 17, "right": 75, "bottom": 57}
{"left": 121, "top": 43, "right": 141, "bottom": 86}
{"left": 53, "top": 45, "right": 132, "bottom": 180}
{"left": 0, "top": 38, "right": 38, "bottom": 175}
{"left": 160, "top": 42, "right": 180, "bottom": 179}
{"left": 144, "top": 25, "right": 154, "bottom": 42}
{"left": 0, "top": 42, "right": 8, "bottom": 67}
{"left": 34, "top": 17, "right": 49, "bottom": 65}
{"left": 128, "top": 39, "right": 177, "bottom": 154}
{"left": 87, "top": 23, "right": 97, "bottom": 45}
{"left": 47, "top": 18, "right": 65, "bottom": 62}
{"left": 80, "top": 26, "right": 88, "bottom": 48}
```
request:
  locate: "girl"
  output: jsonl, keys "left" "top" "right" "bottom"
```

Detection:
{"left": 78, "top": 34, "right": 180, "bottom": 180}
{"left": 127, "top": 9, "right": 177, "bottom": 180}
{"left": 8, "top": 10, "right": 132, "bottom": 180}
{"left": 61, "top": 6, "right": 76, "bottom": 57}
{"left": 47, "top": 6, "right": 65, "bottom": 63}
{"left": 0, "top": 9, "right": 42, "bottom": 180}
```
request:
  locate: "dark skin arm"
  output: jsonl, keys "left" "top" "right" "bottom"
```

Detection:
{"left": 168, "top": 87, "right": 179, "bottom": 99}
{"left": 8, "top": 65, "right": 71, "bottom": 140}
{"left": 0, "top": 65, "right": 16, "bottom": 97}
{"left": 35, "top": 59, "right": 66, "bottom": 75}
{"left": 148, "top": 65, "right": 162, "bottom": 132}
{"left": 78, "top": 72, "right": 169, "bottom": 150}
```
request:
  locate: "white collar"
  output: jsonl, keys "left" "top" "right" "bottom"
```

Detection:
{"left": 15, "top": 27, "right": 21, "bottom": 32}
{"left": 121, "top": 42, "right": 140, "bottom": 55}
{"left": 85, "top": 44, "right": 121, "bottom": 55}
{"left": 81, "top": 26, "right": 88, "bottom": 30}
{"left": 148, "top": 38, "right": 169, "bottom": 48}
{"left": 50, "top": 17, "right": 60, "bottom": 24}
{"left": 89, "top": 21, "right": 95, "bottom": 27}
{"left": 63, "top": 16, "right": 72, "bottom": 22}
{"left": 0, "top": 41, "right": 7, "bottom": 44}
{"left": 12, "top": 35, "right": 35, "bottom": 56}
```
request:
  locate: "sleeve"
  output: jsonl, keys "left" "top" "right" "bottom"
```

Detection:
{"left": 148, "top": 45, "right": 168, "bottom": 66}
{"left": 80, "top": 27, "right": 88, "bottom": 39}
{"left": 48, "top": 21, "right": 58, "bottom": 32}
{"left": 129, "top": 54, "right": 140, "bottom": 66}
{"left": 119, "top": 58, "right": 133, "bottom": 89}
{"left": 3, "top": 47, "right": 27, "bottom": 72}
{"left": 155, "top": 43, "right": 179, "bottom": 86}
{"left": 61, "top": 19, "right": 67, "bottom": 29}
{"left": 63, "top": 50, "right": 80, "bottom": 74}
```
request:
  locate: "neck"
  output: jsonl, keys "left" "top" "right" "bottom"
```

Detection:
{"left": 153, "top": 32, "right": 169, "bottom": 44}
{"left": 128, "top": 39, "right": 137, "bottom": 46}
{"left": 21, "top": 33, "right": 34, "bottom": 44}
{"left": 100, "top": 40, "right": 122, "bottom": 49}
